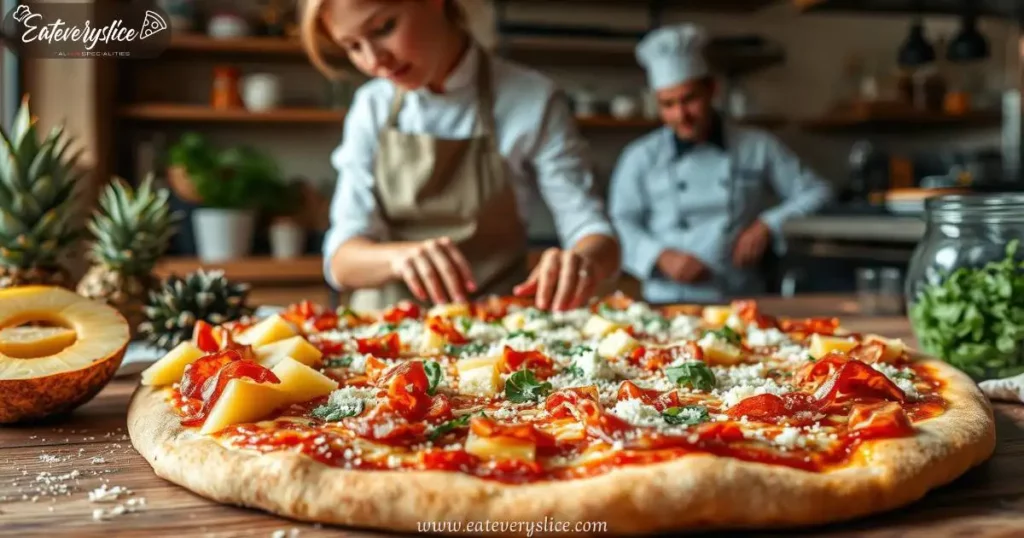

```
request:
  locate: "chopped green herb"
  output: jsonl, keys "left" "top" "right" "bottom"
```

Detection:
{"left": 507, "top": 330, "right": 536, "bottom": 340}
{"left": 909, "top": 239, "right": 1024, "bottom": 380}
{"left": 569, "top": 345, "right": 593, "bottom": 357}
{"left": 377, "top": 322, "right": 398, "bottom": 334}
{"left": 457, "top": 317, "right": 473, "bottom": 334}
{"left": 806, "top": 353, "right": 816, "bottom": 362}
{"left": 662, "top": 405, "right": 710, "bottom": 426}
{"left": 504, "top": 368, "right": 553, "bottom": 403}
{"left": 598, "top": 304, "right": 618, "bottom": 318}
{"left": 702, "top": 326, "right": 742, "bottom": 347}
{"left": 892, "top": 370, "right": 916, "bottom": 380}
{"left": 549, "top": 341, "right": 572, "bottom": 354}
{"left": 311, "top": 399, "right": 364, "bottom": 422}
{"left": 324, "top": 356, "right": 354, "bottom": 368}
{"left": 424, "top": 361, "right": 443, "bottom": 395}
{"left": 524, "top": 308, "right": 550, "bottom": 321}
{"left": 427, "top": 412, "right": 480, "bottom": 441}
{"left": 444, "top": 341, "right": 490, "bottom": 357}
{"left": 664, "top": 362, "right": 717, "bottom": 391}
{"left": 337, "top": 306, "right": 358, "bottom": 318}
{"left": 564, "top": 362, "right": 584, "bottom": 377}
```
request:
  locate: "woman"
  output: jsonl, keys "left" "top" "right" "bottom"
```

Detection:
{"left": 302, "top": 0, "right": 620, "bottom": 312}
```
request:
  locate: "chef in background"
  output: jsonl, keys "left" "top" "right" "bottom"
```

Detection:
{"left": 609, "top": 23, "right": 832, "bottom": 303}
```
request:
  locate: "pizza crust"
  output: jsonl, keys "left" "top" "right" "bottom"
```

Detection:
{"left": 127, "top": 354, "right": 995, "bottom": 536}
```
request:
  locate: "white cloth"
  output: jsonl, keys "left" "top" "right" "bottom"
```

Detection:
{"left": 321, "top": 45, "right": 615, "bottom": 290}
{"left": 979, "top": 372, "right": 1024, "bottom": 403}
{"left": 636, "top": 23, "right": 710, "bottom": 90}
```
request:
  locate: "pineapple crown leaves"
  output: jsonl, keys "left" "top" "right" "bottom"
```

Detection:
{"left": 86, "top": 174, "right": 184, "bottom": 275}
{"left": 0, "top": 96, "right": 85, "bottom": 269}
{"left": 138, "top": 269, "right": 254, "bottom": 351}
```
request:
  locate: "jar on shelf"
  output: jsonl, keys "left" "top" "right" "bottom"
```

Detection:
{"left": 211, "top": 66, "right": 242, "bottom": 110}
{"left": 905, "top": 194, "right": 1024, "bottom": 381}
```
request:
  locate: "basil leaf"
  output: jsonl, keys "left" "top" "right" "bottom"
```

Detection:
{"left": 662, "top": 405, "right": 710, "bottom": 426}
{"left": 564, "top": 362, "right": 584, "bottom": 377}
{"left": 324, "top": 356, "right": 353, "bottom": 368}
{"left": 377, "top": 322, "right": 398, "bottom": 335}
{"left": 891, "top": 370, "right": 915, "bottom": 380}
{"left": 457, "top": 317, "right": 473, "bottom": 334}
{"left": 598, "top": 304, "right": 618, "bottom": 318}
{"left": 311, "top": 399, "right": 364, "bottom": 422}
{"left": 507, "top": 330, "right": 536, "bottom": 340}
{"left": 664, "top": 362, "right": 717, "bottom": 391}
{"left": 504, "top": 369, "right": 553, "bottom": 403}
{"left": 424, "top": 361, "right": 443, "bottom": 396}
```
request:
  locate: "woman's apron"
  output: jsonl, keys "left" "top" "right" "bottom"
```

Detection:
{"left": 348, "top": 52, "right": 529, "bottom": 312}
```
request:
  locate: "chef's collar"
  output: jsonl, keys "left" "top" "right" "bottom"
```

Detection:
{"left": 416, "top": 41, "right": 480, "bottom": 96}
{"left": 673, "top": 112, "right": 726, "bottom": 157}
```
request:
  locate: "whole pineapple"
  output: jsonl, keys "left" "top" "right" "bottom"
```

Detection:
{"left": 138, "top": 269, "right": 254, "bottom": 351}
{"left": 76, "top": 174, "right": 183, "bottom": 333}
{"left": 0, "top": 97, "right": 84, "bottom": 288}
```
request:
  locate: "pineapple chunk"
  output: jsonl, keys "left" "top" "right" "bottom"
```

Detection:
{"left": 255, "top": 336, "right": 323, "bottom": 369}
{"left": 199, "top": 379, "right": 288, "bottom": 435}
{"left": 428, "top": 303, "right": 471, "bottom": 319}
{"left": 271, "top": 356, "right": 339, "bottom": 404}
{"left": 809, "top": 334, "right": 858, "bottom": 360}
{"left": 502, "top": 311, "right": 526, "bottom": 331}
{"left": 864, "top": 334, "right": 907, "bottom": 363}
{"left": 421, "top": 326, "right": 447, "bottom": 354}
{"left": 235, "top": 315, "right": 297, "bottom": 347}
{"left": 465, "top": 430, "right": 536, "bottom": 462}
{"left": 581, "top": 315, "right": 620, "bottom": 338}
{"left": 456, "top": 356, "right": 501, "bottom": 397}
{"left": 698, "top": 333, "right": 743, "bottom": 366}
{"left": 702, "top": 306, "right": 732, "bottom": 326}
{"left": 597, "top": 329, "right": 639, "bottom": 359}
{"left": 140, "top": 342, "right": 205, "bottom": 387}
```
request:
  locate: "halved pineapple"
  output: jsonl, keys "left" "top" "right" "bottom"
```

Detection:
{"left": 0, "top": 326, "right": 77, "bottom": 358}
{"left": 0, "top": 286, "right": 130, "bottom": 424}
{"left": 140, "top": 342, "right": 205, "bottom": 387}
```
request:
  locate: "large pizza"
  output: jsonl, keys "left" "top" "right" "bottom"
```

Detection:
{"left": 127, "top": 295, "right": 995, "bottom": 535}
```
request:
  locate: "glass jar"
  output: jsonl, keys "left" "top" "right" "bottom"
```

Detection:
{"left": 905, "top": 194, "right": 1024, "bottom": 381}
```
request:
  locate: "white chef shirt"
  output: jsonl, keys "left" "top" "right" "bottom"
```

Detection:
{"left": 321, "top": 45, "right": 615, "bottom": 289}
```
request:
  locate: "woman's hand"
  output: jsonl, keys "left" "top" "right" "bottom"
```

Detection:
{"left": 389, "top": 237, "right": 477, "bottom": 304}
{"left": 513, "top": 248, "right": 599, "bottom": 312}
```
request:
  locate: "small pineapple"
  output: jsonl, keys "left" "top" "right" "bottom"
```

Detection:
{"left": 76, "top": 174, "right": 183, "bottom": 333}
{"left": 138, "top": 269, "right": 254, "bottom": 351}
{"left": 0, "top": 96, "right": 84, "bottom": 289}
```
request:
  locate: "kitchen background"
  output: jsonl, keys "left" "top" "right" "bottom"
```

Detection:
{"left": 9, "top": 0, "right": 1023, "bottom": 306}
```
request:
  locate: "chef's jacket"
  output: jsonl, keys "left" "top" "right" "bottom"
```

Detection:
{"left": 608, "top": 118, "right": 832, "bottom": 303}
{"left": 321, "top": 46, "right": 615, "bottom": 289}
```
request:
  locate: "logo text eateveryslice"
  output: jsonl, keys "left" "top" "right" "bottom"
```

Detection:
{"left": 12, "top": 5, "right": 167, "bottom": 51}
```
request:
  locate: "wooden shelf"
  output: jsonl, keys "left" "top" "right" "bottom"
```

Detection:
{"left": 164, "top": 34, "right": 783, "bottom": 78}
{"left": 118, "top": 104, "right": 346, "bottom": 124}
{"left": 509, "top": 0, "right": 777, "bottom": 11}
{"left": 794, "top": 0, "right": 1018, "bottom": 18}
{"left": 799, "top": 110, "right": 1002, "bottom": 132}
{"left": 154, "top": 256, "right": 326, "bottom": 284}
{"left": 736, "top": 114, "right": 790, "bottom": 129}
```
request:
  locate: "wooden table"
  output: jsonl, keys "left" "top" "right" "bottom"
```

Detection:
{"left": 2, "top": 296, "right": 1023, "bottom": 537}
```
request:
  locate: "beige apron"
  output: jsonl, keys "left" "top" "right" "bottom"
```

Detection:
{"left": 348, "top": 51, "right": 528, "bottom": 311}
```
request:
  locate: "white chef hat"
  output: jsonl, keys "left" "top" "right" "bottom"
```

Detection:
{"left": 636, "top": 24, "right": 710, "bottom": 91}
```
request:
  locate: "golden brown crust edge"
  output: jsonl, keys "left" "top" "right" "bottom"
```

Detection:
{"left": 126, "top": 354, "right": 996, "bottom": 537}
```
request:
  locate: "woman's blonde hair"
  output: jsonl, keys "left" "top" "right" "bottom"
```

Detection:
{"left": 301, "top": 0, "right": 497, "bottom": 80}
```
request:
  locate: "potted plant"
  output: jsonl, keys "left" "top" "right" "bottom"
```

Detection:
{"left": 266, "top": 179, "right": 307, "bottom": 260}
{"left": 168, "top": 133, "right": 285, "bottom": 263}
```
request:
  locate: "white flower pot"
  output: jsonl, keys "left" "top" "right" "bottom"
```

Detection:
{"left": 269, "top": 219, "right": 306, "bottom": 260}
{"left": 192, "top": 208, "right": 255, "bottom": 263}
